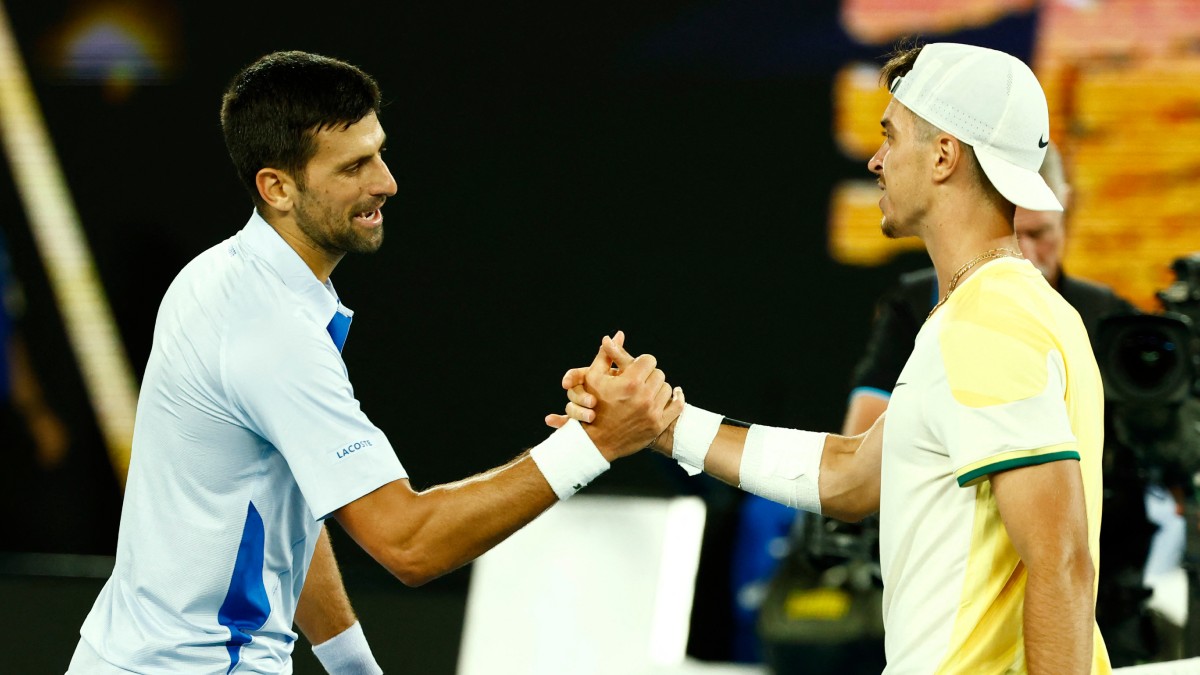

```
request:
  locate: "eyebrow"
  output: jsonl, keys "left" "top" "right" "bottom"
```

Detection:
{"left": 341, "top": 134, "right": 387, "bottom": 170}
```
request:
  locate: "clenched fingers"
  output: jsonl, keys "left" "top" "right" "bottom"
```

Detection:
{"left": 566, "top": 385, "right": 595, "bottom": 410}
{"left": 623, "top": 353, "right": 658, "bottom": 381}
{"left": 565, "top": 401, "right": 595, "bottom": 424}
{"left": 645, "top": 368, "right": 667, "bottom": 397}
{"left": 601, "top": 334, "right": 636, "bottom": 370}
{"left": 652, "top": 380, "right": 673, "bottom": 410}
{"left": 561, "top": 366, "right": 588, "bottom": 390}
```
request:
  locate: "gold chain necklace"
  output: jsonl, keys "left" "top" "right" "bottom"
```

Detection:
{"left": 926, "top": 247, "right": 1022, "bottom": 320}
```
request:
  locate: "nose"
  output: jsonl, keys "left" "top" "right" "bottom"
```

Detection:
{"left": 868, "top": 146, "right": 885, "bottom": 176}
{"left": 374, "top": 159, "right": 398, "bottom": 198}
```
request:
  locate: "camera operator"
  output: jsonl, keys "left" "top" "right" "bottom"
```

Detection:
{"left": 1096, "top": 253, "right": 1200, "bottom": 660}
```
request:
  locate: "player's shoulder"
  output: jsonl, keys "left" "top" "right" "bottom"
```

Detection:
{"left": 937, "top": 262, "right": 1070, "bottom": 405}
{"left": 943, "top": 260, "right": 1063, "bottom": 343}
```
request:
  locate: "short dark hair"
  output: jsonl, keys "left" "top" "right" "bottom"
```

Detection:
{"left": 219, "top": 51, "right": 382, "bottom": 207}
{"left": 878, "top": 37, "right": 924, "bottom": 91}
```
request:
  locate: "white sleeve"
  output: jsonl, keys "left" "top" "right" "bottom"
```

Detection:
{"left": 224, "top": 313, "right": 406, "bottom": 520}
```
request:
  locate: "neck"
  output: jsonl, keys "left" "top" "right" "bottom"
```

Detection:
{"left": 265, "top": 215, "right": 344, "bottom": 283}
{"left": 920, "top": 201, "right": 1019, "bottom": 297}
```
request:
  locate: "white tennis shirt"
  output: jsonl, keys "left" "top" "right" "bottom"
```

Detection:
{"left": 879, "top": 258, "right": 1109, "bottom": 673}
{"left": 74, "top": 211, "right": 406, "bottom": 673}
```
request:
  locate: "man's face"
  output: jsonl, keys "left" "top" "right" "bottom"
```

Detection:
{"left": 292, "top": 111, "right": 397, "bottom": 256}
{"left": 868, "top": 99, "right": 930, "bottom": 239}
{"left": 1014, "top": 207, "right": 1066, "bottom": 285}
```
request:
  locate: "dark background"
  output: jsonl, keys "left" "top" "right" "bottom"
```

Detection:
{"left": 0, "top": 2, "right": 1039, "bottom": 672}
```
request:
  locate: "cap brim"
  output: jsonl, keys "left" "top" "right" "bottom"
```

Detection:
{"left": 975, "top": 149, "right": 1063, "bottom": 212}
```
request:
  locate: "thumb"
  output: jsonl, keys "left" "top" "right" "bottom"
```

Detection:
{"left": 666, "top": 386, "right": 686, "bottom": 420}
{"left": 588, "top": 336, "right": 615, "bottom": 376}
{"left": 561, "top": 366, "right": 588, "bottom": 390}
{"left": 602, "top": 333, "right": 635, "bottom": 369}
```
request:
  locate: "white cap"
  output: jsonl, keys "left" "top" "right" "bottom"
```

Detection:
{"left": 889, "top": 42, "right": 1062, "bottom": 212}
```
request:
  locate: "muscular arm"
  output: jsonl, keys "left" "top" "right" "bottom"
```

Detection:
{"left": 337, "top": 334, "right": 682, "bottom": 587}
{"left": 991, "top": 460, "right": 1094, "bottom": 674}
{"left": 295, "top": 525, "right": 358, "bottom": 644}
{"left": 334, "top": 454, "right": 557, "bottom": 587}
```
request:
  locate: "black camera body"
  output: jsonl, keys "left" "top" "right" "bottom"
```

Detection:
{"left": 1094, "top": 252, "right": 1200, "bottom": 660}
{"left": 1096, "top": 253, "right": 1200, "bottom": 475}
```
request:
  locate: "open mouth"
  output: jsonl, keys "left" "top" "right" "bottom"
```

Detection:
{"left": 354, "top": 208, "right": 383, "bottom": 226}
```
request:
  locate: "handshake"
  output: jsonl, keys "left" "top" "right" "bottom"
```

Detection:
{"left": 542, "top": 330, "right": 685, "bottom": 464}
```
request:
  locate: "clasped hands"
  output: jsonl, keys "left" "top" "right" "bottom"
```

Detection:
{"left": 544, "top": 331, "right": 682, "bottom": 462}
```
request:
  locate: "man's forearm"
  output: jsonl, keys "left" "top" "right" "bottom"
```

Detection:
{"left": 1023, "top": 558, "right": 1095, "bottom": 674}
{"left": 335, "top": 454, "right": 563, "bottom": 587}
{"left": 295, "top": 525, "right": 358, "bottom": 644}
{"left": 695, "top": 423, "right": 748, "bottom": 486}
{"left": 656, "top": 406, "right": 883, "bottom": 521}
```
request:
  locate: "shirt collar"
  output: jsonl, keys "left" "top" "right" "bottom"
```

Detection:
{"left": 235, "top": 210, "right": 350, "bottom": 324}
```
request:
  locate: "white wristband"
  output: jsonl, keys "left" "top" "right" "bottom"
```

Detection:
{"left": 311, "top": 621, "right": 383, "bottom": 675}
{"left": 671, "top": 404, "right": 723, "bottom": 476}
{"left": 530, "top": 418, "right": 611, "bottom": 500}
{"left": 738, "top": 424, "right": 827, "bottom": 514}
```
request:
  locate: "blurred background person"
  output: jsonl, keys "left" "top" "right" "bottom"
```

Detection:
{"left": 0, "top": 226, "right": 71, "bottom": 552}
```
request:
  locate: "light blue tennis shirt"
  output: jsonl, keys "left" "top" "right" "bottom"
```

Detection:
{"left": 75, "top": 211, "right": 406, "bottom": 673}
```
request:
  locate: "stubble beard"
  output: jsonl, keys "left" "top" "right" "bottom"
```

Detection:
{"left": 879, "top": 201, "right": 926, "bottom": 241}
{"left": 294, "top": 197, "right": 385, "bottom": 256}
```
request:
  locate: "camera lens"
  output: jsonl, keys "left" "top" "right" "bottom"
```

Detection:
{"left": 1098, "top": 312, "right": 1193, "bottom": 406}
{"left": 1114, "top": 329, "right": 1178, "bottom": 391}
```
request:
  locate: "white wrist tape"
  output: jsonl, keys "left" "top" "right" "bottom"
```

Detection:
{"left": 311, "top": 621, "right": 383, "bottom": 675}
{"left": 672, "top": 404, "right": 723, "bottom": 476}
{"left": 738, "top": 424, "right": 827, "bottom": 514}
{"left": 530, "top": 418, "right": 611, "bottom": 500}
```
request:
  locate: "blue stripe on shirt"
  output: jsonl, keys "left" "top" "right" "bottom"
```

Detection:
{"left": 218, "top": 502, "right": 271, "bottom": 673}
{"left": 327, "top": 302, "right": 352, "bottom": 353}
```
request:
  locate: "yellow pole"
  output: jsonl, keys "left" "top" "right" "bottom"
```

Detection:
{"left": 0, "top": 2, "right": 137, "bottom": 486}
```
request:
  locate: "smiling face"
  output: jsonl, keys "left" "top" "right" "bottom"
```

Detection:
{"left": 867, "top": 99, "right": 932, "bottom": 239}
{"left": 291, "top": 110, "right": 397, "bottom": 257}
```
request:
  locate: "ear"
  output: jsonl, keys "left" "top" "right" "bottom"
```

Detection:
{"left": 930, "top": 133, "right": 964, "bottom": 185}
{"left": 255, "top": 168, "right": 298, "bottom": 213}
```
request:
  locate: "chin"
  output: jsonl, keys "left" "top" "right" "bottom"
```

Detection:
{"left": 340, "top": 229, "right": 385, "bottom": 255}
{"left": 358, "top": 234, "right": 385, "bottom": 254}
{"left": 880, "top": 217, "right": 900, "bottom": 240}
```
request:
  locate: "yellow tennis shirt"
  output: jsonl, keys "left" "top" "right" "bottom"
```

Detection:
{"left": 879, "top": 258, "right": 1111, "bottom": 674}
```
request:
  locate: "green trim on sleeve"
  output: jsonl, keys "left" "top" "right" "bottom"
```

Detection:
{"left": 956, "top": 450, "right": 1080, "bottom": 487}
